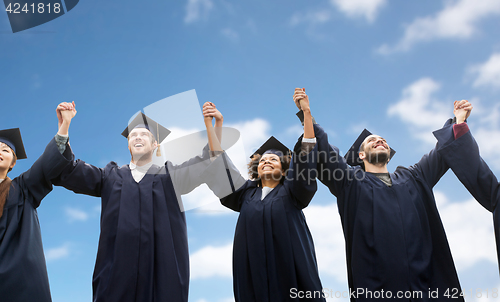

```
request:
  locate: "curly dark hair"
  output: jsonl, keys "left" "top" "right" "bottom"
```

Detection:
{"left": 247, "top": 153, "right": 291, "bottom": 184}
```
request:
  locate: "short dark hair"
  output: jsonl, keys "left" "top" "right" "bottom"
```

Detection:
{"left": 247, "top": 153, "right": 291, "bottom": 184}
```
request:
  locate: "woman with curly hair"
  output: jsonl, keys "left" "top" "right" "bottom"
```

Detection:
{"left": 202, "top": 91, "right": 325, "bottom": 302}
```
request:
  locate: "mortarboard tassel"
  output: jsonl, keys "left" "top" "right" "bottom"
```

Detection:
{"left": 156, "top": 123, "right": 162, "bottom": 156}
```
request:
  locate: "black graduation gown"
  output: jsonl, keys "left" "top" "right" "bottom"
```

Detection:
{"left": 53, "top": 147, "right": 211, "bottom": 302}
{"left": 0, "top": 138, "right": 73, "bottom": 302}
{"left": 437, "top": 125, "right": 500, "bottom": 272}
{"left": 304, "top": 123, "right": 463, "bottom": 301}
{"left": 219, "top": 146, "right": 325, "bottom": 302}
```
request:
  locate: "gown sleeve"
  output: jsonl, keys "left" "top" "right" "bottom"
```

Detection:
{"left": 436, "top": 124, "right": 499, "bottom": 212}
{"left": 294, "top": 123, "right": 352, "bottom": 198}
{"left": 436, "top": 121, "right": 500, "bottom": 274}
{"left": 53, "top": 156, "right": 106, "bottom": 198}
{"left": 200, "top": 150, "right": 249, "bottom": 212}
{"left": 409, "top": 119, "right": 454, "bottom": 188}
{"left": 167, "top": 145, "right": 217, "bottom": 195}
{"left": 19, "top": 137, "right": 74, "bottom": 207}
{"left": 285, "top": 139, "right": 319, "bottom": 209}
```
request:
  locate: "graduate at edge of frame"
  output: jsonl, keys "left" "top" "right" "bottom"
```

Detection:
{"left": 200, "top": 97, "right": 326, "bottom": 302}
{"left": 52, "top": 104, "right": 224, "bottom": 302}
{"left": 0, "top": 102, "right": 75, "bottom": 302}
{"left": 437, "top": 100, "right": 500, "bottom": 273}
{"left": 292, "top": 88, "right": 471, "bottom": 301}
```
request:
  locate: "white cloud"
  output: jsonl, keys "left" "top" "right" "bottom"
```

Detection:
{"left": 65, "top": 207, "right": 88, "bottom": 222}
{"left": 221, "top": 28, "right": 239, "bottom": 42}
{"left": 289, "top": 0, "right": 385, "bottom": 29}
{"left": 435, "top": 191, "right": 497, "bottom": 270}
{"left": 470, "top": 104, "right": 500, "bottom": 169}
{"left": 185, "top": 0, "right": 214, "bottom": 24}
{"left": 283, "top": 124, "right": 304, "bottom": 139}
{"left": 183, "top": 184, "right": 235, "bottom": 215}
{"left": 190, "top": 243, "right": 233, "bottom": 279}
{"left": 469, "top": 53, "right": 500, "bottom": 89}
{"left": 389, "top": 79, "right": 500, "bottom": 169}
{"left": 378, "top": 0, "right": 500, "bottom": 54}
{"left": 330, "top": 0, "right": 386, "bottom": 23}
{"left": 303, "top": 202, "right": 348, "bottom": 283}
{"left": 387, "top": 78, "right": 450, "bottom": 145}
{"left": 226, "top": 118, "right": 271, "bottom": 156}
{"left": 290, "top": 9, "right": 332, "bottom": 27}
{"left": 45, "top": 243, "right": 71, "bottom": 261}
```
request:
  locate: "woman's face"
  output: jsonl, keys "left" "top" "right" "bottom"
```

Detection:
{"left": 0, "top": 142, "right": 15, "bottom": 173}
{"left": 257, "top": 153, "right": 284, "bottom": 180}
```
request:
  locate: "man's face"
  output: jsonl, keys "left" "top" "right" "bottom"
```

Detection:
{"left": 0, "top": 142, "right": 15, "bottom": 173}
{"left": 127, "top": 128, "right": 157, "bottom": 160}
{"left": 359, "top": 135, "right": 391, "bottom": 165}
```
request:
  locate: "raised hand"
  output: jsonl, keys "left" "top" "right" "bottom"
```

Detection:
{"left": 202, "top": 102, "right": 223, "bottom": 124}
{"left": 453, "top": 100, "right": 472, "bottom": 124}
{"left": 293, "top": 88, "right": 310, "bottom": 112}
{"left": 56, "top": 101, "right": 77, "bottom": 128}
{"left": 56, "top": 101, "right": 76, "bottom": 136}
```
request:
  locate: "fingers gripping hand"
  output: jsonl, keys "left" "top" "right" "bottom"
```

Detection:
{"left": 57, "top": 101, "right": 77, "bottom": 128}
{"left": 453, "top": 100, "right": 472, "bottom": 123}
{"left": 202, "top": 102, "right": 223, "bottom": 121}
{"left": 293, "top": 88, "right": 310, "bottom": 112}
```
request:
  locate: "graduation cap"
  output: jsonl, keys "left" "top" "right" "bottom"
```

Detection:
{"left": 121, "top": 113, "right": 171, "bottom": 156}
{"left": 250, "top": 136, "right": 292, "bottom": 159}
{"left": 344, "top": 129, "right": 396, "bottom": 167}
{"left": 0, "top": 128, "right": 27, "bottom": 159}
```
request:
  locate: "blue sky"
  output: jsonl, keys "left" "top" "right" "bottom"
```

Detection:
{"left": 2, "top": 0, "right": 500, "bottom": 301}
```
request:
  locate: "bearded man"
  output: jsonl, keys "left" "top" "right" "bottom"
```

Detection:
{"left": 293, "top": 88, "right": 472, "bottom": 301}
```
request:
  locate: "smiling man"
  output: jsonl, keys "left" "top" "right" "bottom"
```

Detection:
{"left": 54, "top": 108, "right": 222, "bottom": 302}
{"left": 293, "top": 88, "right": 473, "bottom": 301}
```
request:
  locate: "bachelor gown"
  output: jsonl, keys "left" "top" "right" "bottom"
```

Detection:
{"left": 437, "top": 124, "right": 500, "bottom": 273}
{"left": 53, "top": 147, "right": 211, "bottom": 302}
{"left": 301, "top": 122, "right": 464, "bottom": 301}
{"left": 0, "top": 138, "right": 73, "bottom": 302}
{"left": 208, "top": 144, "right": 326, "bottom": 302}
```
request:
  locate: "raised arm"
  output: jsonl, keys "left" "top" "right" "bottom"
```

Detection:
{"left": 202, "top": 101, "right": 223, "bottom": 154}
{"left": 168, "top": 102, "right": 245, "bottom": 197}
{"left": 292, "top": 88, "right": 351, "bottom": 198}
{"left": 417, "top": 100, "right": 473, "bottom": 188}
{"left": 51, "top": 102, "right": 108, "bottom": 197}
{"left": 19, "top": 102, "right": 75, "bottom": 206}
{"left": 285, "top": 88, "right": 318, "bottom": 208}
{"left": 411, "top": 127, "right": 455, "bottom": 190}
{"left": 436, "top": 100, "right": 498, "bottom": 212}
{"left": 199, "top": 102, "right": 246, "bottom": 207}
